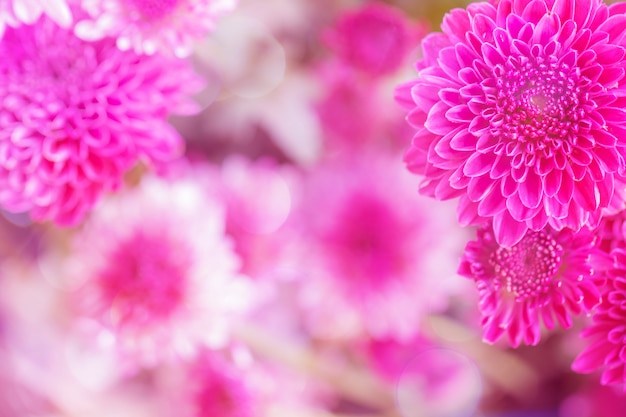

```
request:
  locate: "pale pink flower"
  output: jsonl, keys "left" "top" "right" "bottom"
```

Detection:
{"left": 219, "top": 156, "right": 300, "bottom": 281}
{"left": 0, "top": 0, "right": 71, "bottom": 38}
{"left": 297, "top": 152, "right": 466, "bottom": 341}
{"left": 397, "top": 0, "right": 626, "bottom": 246}
{"left": 459, "top": 224, "right": 606, "bottom": 347}
{"left": 75, "top": 0, "right": 237, "bottom": 57}
{"left": 573, "top": 249, "right": 626, "bottom": 389}
{"left": 71, "top": 176, "right": 252, "bottom": 368}
{"left": 0, "top": 16, "right": 202, "bottom": 225}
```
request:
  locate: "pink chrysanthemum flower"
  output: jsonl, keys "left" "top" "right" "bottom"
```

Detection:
{"left": 297, "top": 152, "right": 467, "bottom": 341}
{"left": 72, "top": 176, "right": 252, "bottom": 368}
{"left": 397, "top": 0, "right": 626, "bottom": 246}
{"left": 322, "top": 2, "right": 425, "bottom": 77}
{"left": 459, "top": 224, "right": 605, "bottom": 347}
{"left": 75, "top": 0, "right": 237, "bottom": 57}
{"left": 572, "top": 248, "right": 626, "bottom": 388}
{"left": 0, "top": 16, "right": 202, "bottom": 225}
{"left": 0, "top": 0, "right": 71, "bottom": 37}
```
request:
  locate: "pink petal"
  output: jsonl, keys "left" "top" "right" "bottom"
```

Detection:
{"left": 493, "top": 210, "right": 527, "bottom": 247}
{"left": 518, "top": 170, "right": 543, "bottom": 209}
{"left": 468, "top": 174, "right": 496, "bottom": 202}
{"left": 463, "top": 151, "right": 496, "bottom": 177}
{"left": 457, "top": 195, "right": 482, "bottom": 227}
{"left": 572, "top": 339, "right": 615, "bottom": 374}
{"left": 425, "top": 102, "right": 455, "bottom": 135}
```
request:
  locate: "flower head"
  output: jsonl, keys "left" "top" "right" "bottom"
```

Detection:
{"left": 187, "top": 354, "right": 255, "bottom": 417}
{"left": 322, "top": 2, "right": 424, "bottom": 77}
{"left": 572, "top": 248, "right": 626, "bottom": 388}
{"left": 72, "top": 176, "right": 251, "bottom": 368}
{"left": 297, "top": 152, "right": 466, "bottom": 341}
{"left": 0, "top": 16, "right": 202, "bottom": 225}
{"left": 75, "top": 0, "right": 237, "bottom": 57}
{"left": 398, "top": 0, "right": 626, "bottom": 246}
{"left": 459, "top": 224, "right": 605, "bottom": 347}
{"left": 0, "top": 0, "right": 71, "bottom": 37}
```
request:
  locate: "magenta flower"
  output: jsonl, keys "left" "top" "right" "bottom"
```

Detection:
{"left": 0, "top": 16, "right": 202, "bottom": 225}
{"left": 297, "top": 152, "right": 466, "bottom": 341}
{"left": 572, "top": 248, "right": 626, "bottom": 388}
{"left": 72, "top": 176, "right": 252, "bottom": 368}
{"left": 322, "top": 2, "right": 424, "bottom": 77}
{"left": 397, "top": 0, "right": 626, "bottom": 246}
{"left": 459, "top": 224, "right": 605, "bottom": 347}
{"left": 187, "top": 354, "right": 255, "bottom": 417}
{"left": 0, "top": 0, "right": 71, "bottom": 37}
{"left": 75, "top": 0, "right": 237, "bottom": 57}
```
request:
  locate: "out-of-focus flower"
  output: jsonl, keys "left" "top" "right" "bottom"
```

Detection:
{"left": 0, "top": 16, "right": 202, "bottom": 225}
{"left": 0, "top": 0, "right": 71, "bottom": 37}
{"left": 315, "top": 3, "right": 425, "bottom": 153}
{"left": 71, "top": 176, "right": 252, "bottom": 369}
{"left": 297, "top": 152, "right": 466, "bottom": 341}
{"left": 75, "top": 0, "right": 236, "bottom": 57}
{"left": 219, "top": 156, "right": 301, "bottom": 282}
{"left": 459, "top": 225, "right": 605, "bottom": 347}
{"left": 573, "top": 248, "right": 626, "bottom": 388}
{"left": 397, "top": 0, "right": 626, "bottom": 246}
{"left": 322, "top": 2, "right": 424, "bottom": 77}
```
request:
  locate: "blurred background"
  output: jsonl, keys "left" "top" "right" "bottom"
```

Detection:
{"left": 0, "top": 0, "right": 624, "bottom": 416}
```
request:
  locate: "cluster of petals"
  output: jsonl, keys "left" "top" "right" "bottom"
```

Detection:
{"left": 573, "top": 248, "right": 626, "bottom": 389}
{"left": 397, "top": 0, "right": 626, "bottom": 246}
{"left": 0, "top": 16, "right": 202, "bottom": 225}
{"left": 459, "top": 224, "right": 606, "bottom": 347}
{"left": 0, "top": 0, "right": 71, "bottom": 38}
{"left": 71, "top": 176, "right": 252, "bottom": 368}
{"left": 296, "top": 152, "right": 465, "bottom": 341}
{"left": 597, "top": 209, "right": 626, "bottom": 252}
{"left": 75, "top": 0, "right": 237, "bottom": 57}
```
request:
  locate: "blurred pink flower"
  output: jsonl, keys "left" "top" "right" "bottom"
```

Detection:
{"left": 397, "top": 0, "right": 626, "bottom": 247}
{"left": 75, "top": 0, "right": 237, "bottom": 57}
{"left": 0, "top": 0, "right": 71, "bottom": 37}
{"left": 297, "top": 152, "right": 466, "bottom": 341}
{"left": 72, "top": 176, "right": 252, "bottom": 368}
{"left": 219, "top": 156, "right": 301, "bottom": 281}
{"left": 186, "top": 354, "right": 256, "bottom": 417}
{"left": 0, "top": 16, "right": 202, "bottom": 225}
{"left": 159, "top": 348, "right": 314, "bottom": 417}
{"left": 459, "top": 225, "right": 605, "bottom": 347}
{"left": 573, "top": 248, "right": 626, "bottom": 388}
{"left": 322, "top": 2, "right": 424, "bottom": 76}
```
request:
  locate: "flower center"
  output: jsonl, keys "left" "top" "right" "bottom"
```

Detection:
{"left": 324, "top": 192, "right": 412, "bottom": 290}
{"left": 490, "top": 51, "right": 584, "bottom": 161}
{"left": 194, "top": 368, "right": 252, "bottom": 417}
{"left": 488, "top": 230, "right": 564, "bottom": 300}
{"left": 129, "top": 0, "right": 181, "bottom": 20}
{"left": 98, "top": 228, "right": 192, "bottom": 327}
